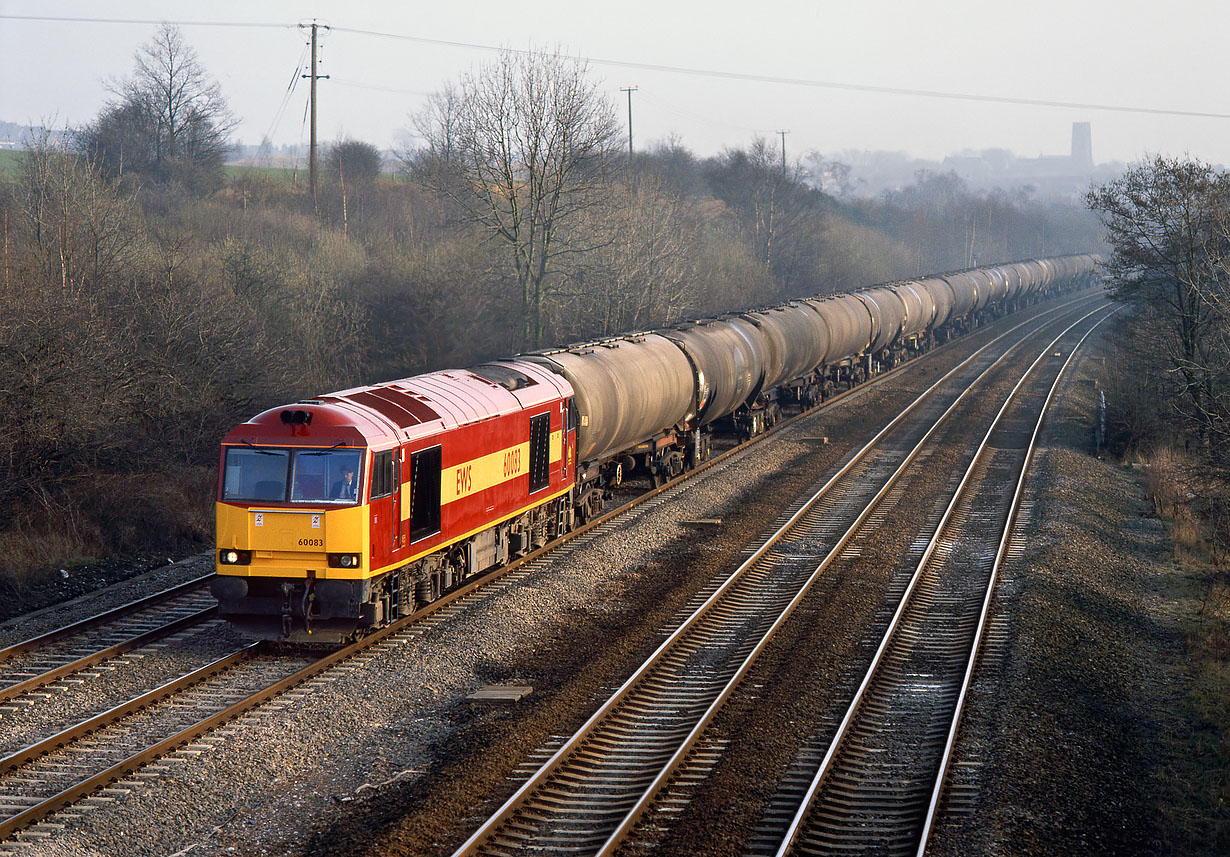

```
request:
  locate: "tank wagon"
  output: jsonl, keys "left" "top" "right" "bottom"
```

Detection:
{"left": 213, "top": 254, "right": 1100, "bottom": 641}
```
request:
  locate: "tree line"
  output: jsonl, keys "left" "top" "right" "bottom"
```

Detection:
{"left": 0, "top": 25, "right": 1101, "bottom": 596}
{"left": 1089, "top": 156, "right": 1230, "bottom": 561}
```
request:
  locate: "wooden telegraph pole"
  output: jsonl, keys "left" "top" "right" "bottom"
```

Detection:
{"left": 300, "top": 21, "right": 330, "bottom": 208}
{"left": 620, "top": 86, "right": 638, "bottom": 158}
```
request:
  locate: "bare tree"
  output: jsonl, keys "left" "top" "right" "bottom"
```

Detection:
{"left": 1088, "top": 155, "right": 1230, "bottom": 450}
{"left": 79, "top": 23, "right": 235, "bottom": 194}
{"left": 323, "top": 139, "right": 383, "bottom": 237}
{"left": 559, "top": 174, "right": 703, "bottom": 336}
{"left": 706, "top": 139, "right": 787, "bottom": 269}
{"left": 704, "top": 138, "right": 827, "bottom": 296}
{"left": 410, "top": 48, "right": 620, "bottom": 348}
{"left": 15, "top": 129, "right": 139, "bottom": 293}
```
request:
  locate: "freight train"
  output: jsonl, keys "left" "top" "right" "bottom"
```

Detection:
{"left": 212, "top": 254, "right": 1100, "bottom": 641}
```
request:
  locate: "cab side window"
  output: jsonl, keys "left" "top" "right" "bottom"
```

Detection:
{"left": 529, "top": 413, "right": 550, "bottom": 493}
{"left": 409, "top": 446, "right": 442, "bottom": 541}
{"left": 371, "top": 451, "right": 395, "bottom": 499}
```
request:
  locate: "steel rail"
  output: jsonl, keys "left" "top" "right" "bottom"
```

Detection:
{"left": 0, "top": 644, "right": 264, "bottom": 840}
{"left": 590, "top": 299, "right": 1110, "bottom": 857}
{"left": 773, "top": 304, "right": 1115, "bottom": 857}
{"left": 0, "top": 574, "right": 214, "bottom": 661}
{"left": 593, "top": 296, "right": 1113, "bottom": 856}
{"left": 0, "top": 644, "right": 262, "bottom": 776}
{"left": 450, "top": 295, "right": 1106, "bottom": 857}
{"left": 0, "top": 607, "right": 218, "bottom": 703}
{"left": 914, "top": 309, "right": 1120, "bottom": 855}
{"left": 0, "top": 612, "right": 425, "bottom": 842}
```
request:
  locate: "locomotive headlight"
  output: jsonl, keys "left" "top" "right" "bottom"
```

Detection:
{"left": 328, "top": 553, "right": 361, "bottom": 568}
{"left": 219, "top": 549, "right": 251, "bottom": 565}
{"left": 339, "top": 554, "right": 355, "bottom": 568}
{"left": 223, "top": 550, "right": 239, "bottom": 564}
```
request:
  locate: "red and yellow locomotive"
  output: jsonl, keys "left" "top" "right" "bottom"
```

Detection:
{"left": 212, "top": 361, "right": 576, "bottom": 641}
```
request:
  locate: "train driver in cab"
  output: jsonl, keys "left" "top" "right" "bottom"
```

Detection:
{"left": 331, "top": 465, "right": 358, "bottom": 500}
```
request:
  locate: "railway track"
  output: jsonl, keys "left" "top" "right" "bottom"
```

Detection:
{"left": 448, "top": 295, "right": 1109, "bottom": 856}
{"left": 773, "top": 305, "right": 1114, "bottom": 857}
{"left": 0, "top": 292, "right": 1100, "bottom": 849}
{"left": 0, "top": 576, "right": 225, "bottom": 731}
{"left": 0, "top": 575, "right": 216, "bottom": 693}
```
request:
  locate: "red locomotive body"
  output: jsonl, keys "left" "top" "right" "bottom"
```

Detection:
{"left": 213, "top": 360, "right": 577, "bottom": 641}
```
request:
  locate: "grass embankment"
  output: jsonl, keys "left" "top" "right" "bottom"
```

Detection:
{"left": 1138, "top": 449, "right": 1230, "bottom": 849}
{"left": 224, "top": 162, "right": 300, "bottom": 183}
{"left": 0, "top": 148, "right": 21, "bottom": 175}
{"left": 0, "top": 467, "right": 216, "bottom": 622}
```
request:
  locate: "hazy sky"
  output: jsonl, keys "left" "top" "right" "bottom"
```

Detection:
{"left": 2, "top": 0, "right": 1227, "bottom": 166}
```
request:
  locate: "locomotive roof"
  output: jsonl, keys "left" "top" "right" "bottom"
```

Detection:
{"left": 221, "top": 359, "right": 572, "bottom": 449}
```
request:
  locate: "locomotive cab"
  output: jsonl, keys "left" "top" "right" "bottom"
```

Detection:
{"left": 213, "top": 403, "right": 385, "bottom": 641}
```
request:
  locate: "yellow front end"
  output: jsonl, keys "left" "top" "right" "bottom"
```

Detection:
{"left": 215, "top": 503, "right": 370, "bottom": 580}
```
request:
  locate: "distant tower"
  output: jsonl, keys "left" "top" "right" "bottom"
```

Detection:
{"left": 1071, "top": 122, "right": 1093, "bottom": 171}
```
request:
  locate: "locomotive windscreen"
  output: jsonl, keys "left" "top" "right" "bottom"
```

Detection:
{"left": 221, "top": 447, "right": 364, "bottom": 504}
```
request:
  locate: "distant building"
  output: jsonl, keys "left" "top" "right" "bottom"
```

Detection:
{"left": 1072, "top": 122, "right": 1093, "bottom": 171}
{"left": 939, "top": 121, "right": 1099, "bottom": 198}
{"left": 820, "top": 122, "right": 1121, "bottom": 200}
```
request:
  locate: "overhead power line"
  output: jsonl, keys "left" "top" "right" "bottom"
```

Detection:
{"left": 0, "top": 14, "right": 290, "bottom": 29}
{"left": 6, "top": 14, "right": 1230, "bottom": 121}
{"left": 328, "top": 25, "right": 1230, "bottom": 121}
